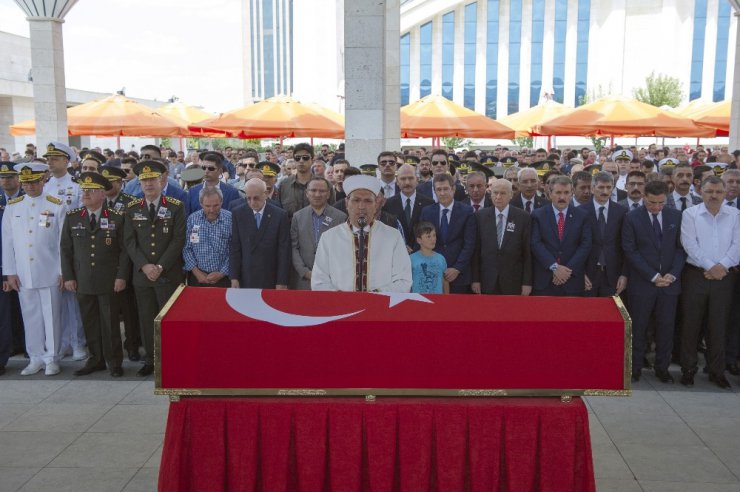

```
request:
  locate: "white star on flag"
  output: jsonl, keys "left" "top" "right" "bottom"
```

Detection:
{"left": 371, "top": 292, "right": 434, "bottom": 308}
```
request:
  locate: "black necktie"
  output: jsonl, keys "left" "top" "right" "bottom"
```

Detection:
{"left": 525, "top": 200, "right": 532, "bottom": 213}
{"left": 680, "top": 197, "right": 687, "bottom": 211}
{"left": 598, "top": 206, "right": 607, "bottom": 266}
{"left": 149, "top": 203, "right": 156, "bottom": 221}
{"left": 404, "top": 198, "right": 411, "bottom": 224}
{"left": 726, "top": 201, "right": 736, "bottom": 208}
{"left": 90, "top": 213, "right": 96, "bottom": 230}
{"left": 651, "top": 213, "right": 662, "bottom": 242}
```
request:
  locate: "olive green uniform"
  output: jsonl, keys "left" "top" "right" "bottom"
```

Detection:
{"left": 123, "top": 195, "right": 186, "bottom": 366}
{"left": 60, "top": 207, "right": 129, "bottom": 369}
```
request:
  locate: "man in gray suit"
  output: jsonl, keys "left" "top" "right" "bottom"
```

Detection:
{"left": 290, "top": 177, "right": 347, "bottom": 290}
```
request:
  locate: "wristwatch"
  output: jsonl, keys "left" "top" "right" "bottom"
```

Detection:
{"left": 550, "top": 263, "right": 559, "bottom": 272}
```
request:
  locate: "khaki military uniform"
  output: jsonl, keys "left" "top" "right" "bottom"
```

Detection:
{"left": 123, "top": 195, "right": 186, "bottom": 366}
{"left": 60, "top": 207, "right": 129, "bottom": 369}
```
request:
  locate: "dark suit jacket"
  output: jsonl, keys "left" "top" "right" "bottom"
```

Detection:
{"left": 188, "top": 182, "right": 241, "bottom": 213}
{"left": 228, "top": 196, "right": 281, "bottom": 211}
{"left": 383, "top": 192, "right": 435, "bottom": 249}
{"left": 615, "top": 189, "right": 628, "bottom": 202}
{"left": 472, "top": 206, "right": 532, "bottom": 294}
{"left": 416, "top": 180, "right": 467, "bottom": 202}
{"left": 510, "top": 192, "right": 550, "bottom": 212}
{"left": 530, "top": 205, "right": 592, "bottom": 294}
{"left": 665, "top": 192, "right": 702, "bottom": 210}
{"left": 230, "top": 202, "right": 290, "bottom": 288}
{"left": 581, "top": 200, "right": 627, "bottom": 287}
{"left": 419, "top": 201, "right": 476, "bottom": 287}
{"left": 621, "top": 206, "right": 685, "bottom": 296}
{"left": 462, "top": 195, "right": 494, "bottom": 210}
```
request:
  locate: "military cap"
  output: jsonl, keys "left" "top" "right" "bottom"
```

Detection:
{"left": 469, "top": 162, "right": 495, "bottom": 179}
{"left": 612, "top": 149, "right": 633, "bottom": 161}
{"left": 259, "top": 161, "right": 280, "bottom": 177}
{"left": 133, "top": 160, "right": 167, "bottom": 180}
{"left": 500, "top": 156, "right": 519, "bottom": 167}
{"left": 359, "top": 163, "right": 379, "bottom": 176}
{"left": 17, "top": 161, "right": 48, "bottom": 182}
{"left": 100, "top": 165, "right": 127, "bottom": 182}
{"left": 181, "top": 165, "right": 205, "bottom": 184}
{"left": 448, "top": 154, "right": 460, "bottom": 163}
{"left": 78, "top": 172, "right": 112, "bottom": 191}
{"left": 456, "top": 163, "right": 471, "bottom": 176}
{"left": 657, "top": 158, "right": 678, "bottom": 170}
{"left": 43, "top": 141, "right": 74, "bottom": 160}
{"left": 482, "top": 155, "right": 498, "bottom": 167}
{"left": 79, "top": 150, "right": 106, "bottom": 165}
{"left": 712, "top": 163, "right": 728, "bottom": 175}
{"left": 586, "top": 164, "right": 602, "bottom": 176}
{"left": 0, "top": 161, "right": 17, "bottom": 176}
{"left": 532, "top": 160, "right": 555, "bottom": 176}
{"left": 140, "top": 144, "right": 161, "bottom": 155}
{"left": 404, "top": 155, "right": 420, "bottom": 166}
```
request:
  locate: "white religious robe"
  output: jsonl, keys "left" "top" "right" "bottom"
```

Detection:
{"left": 311, "top": 221, "right": 412, "bottom": 292}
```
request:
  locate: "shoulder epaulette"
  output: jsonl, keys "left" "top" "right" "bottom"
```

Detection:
{"left": 165, "top": 196, "right": 181, "bottom": 206}
{"left": 67, "top": 207, "right": 83, "bottom": 215}
{"left": 109, "top": 208, "right": 123, "bottom": 216}
{"left": 122, "top": 192, "right": 136, "bottom": 201}
{"left": 8, "top": 195, "right": 24, "bottom": 205}
{"left": 46, "top": 195, "right": 63, "bottom": 205}
{"left": 127, "top": 199, "right": 142, "bottom": 208}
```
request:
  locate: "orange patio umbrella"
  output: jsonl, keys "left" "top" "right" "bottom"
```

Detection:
{"left": 9, "top": 94, "right": 190, "bottom": 137}
{"left": 400, "top": 95, "right": 515, "bottom": 139}
{"left": 156, "top": 101, "right": 214, "bottom": 125}
{"left": 535, "top": 95, "right": 715, "bottom": 137}
{"left": 687, "top": 100, "right": 730, "bottom": 136}
{"left": 497, "top": 100, "right": 574, "bottom": 137}
{"left": 190, "top": 95, "right": 344, "bottom": 139}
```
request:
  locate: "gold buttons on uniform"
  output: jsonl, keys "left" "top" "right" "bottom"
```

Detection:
{"left": 151, "top": 243, "right": 155, "bottom": 246}
{"left": 91, "top": 236, "right": 95, "bottom": 240}
{"left": 151, "top": 234, "right": 155, "bottom": 238}
{"left": 91, "top": 262, "right": 95, "bottom": 266}
{"left": 91, "top": 245, "right": 95, "bottom": 249}
{"left": 90, "top": 254, "right": 95, "bottom": 258}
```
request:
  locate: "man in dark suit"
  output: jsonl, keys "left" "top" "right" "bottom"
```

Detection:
{"left": 187, "top": 152, "right": 241, "bottom": 213}
{"left": 601, "top": 161, "right": 628, "bottom": 202}
{"left": 582, "top": 171, "right": 628, "bottom": 297}
{"left": 622, "top": 180, "right": 686, "bottom": 383}
{"left": 462, "top": 167, "right": 494, "bottom": 211}
{"left": 230, "top": 178, "right": 290, "bottom": 289}
{"left": 471, "top": 179, "right": 532, "bottom": 295}
{"left": 0, "top": 162, "right": 25, "bottom": 358}
{"left": 510, "top": 167, "right": 550, "bottom": 213}
{"left": 665, "top": 163, "right": 702, "bottom": 210}
{"left": 383, "top": 163, "right": 434, "bottom": 251}
{"left": 531, "top": 175, "right": 592, "bottom": 296}
{"left": 419, "top": 174, "right": 476, "bottom": 293}
{"left": 377, "top": 151, "right": 401, "bottom": 199}
{"left": 416, "top": 149, "right": 467, "bottom": 202}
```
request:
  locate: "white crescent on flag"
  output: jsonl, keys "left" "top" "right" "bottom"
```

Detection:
{"left": 225, "top": 289, "right": 365, "bottom": 327}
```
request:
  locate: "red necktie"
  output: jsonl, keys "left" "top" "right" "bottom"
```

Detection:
{"left": 473, "top": 204, "right": 480, "bottom": 212}
{"left": 557, "top": 212, "right": 565, "bottom": 240}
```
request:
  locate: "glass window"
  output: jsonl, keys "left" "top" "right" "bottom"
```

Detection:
{"left": 262, "top": 0, "right": 274, "bottom": 98}
{"left": 574, "top": 0, "right": 590, "bottom": 106}
{"left": 250, "top": 0, "right": 257, "bottom": 98}
{"left": 530, "top": 0, "right": 545, "bottom": 106}
{"left": 713, "top": 0, "right": 731, "bottom": 101}
{"left": 486, "top": 0, "right": 500, "bottom": 118}
{"left": 553, "top": 0, "right": 567, "bottom": 103}
{"left": 442, "top": 12, "right": 455, "bottom": 100}
{"left": 464, "top": 3, "right": 478, "bottom": 110}
{"left": 401, "top": 33, "right": 410, "bottom": 105}
{"left": 508, "top": 0, "right": 522, "bottom": 114}
{"left": 420, "top": 22, "right": 433, "bottom": 97}
{"left": 690, "top": 0, "right": 708, "bottom": 101}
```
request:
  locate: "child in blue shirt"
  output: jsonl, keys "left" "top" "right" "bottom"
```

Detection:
{"left": 410, "top": 221, "right": 449, "bottom": 294}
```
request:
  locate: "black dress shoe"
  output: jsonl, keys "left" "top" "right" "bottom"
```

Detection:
{"left": 73, "top": 363, "right": 107, "bottom": 376}
{"left": 655, "top": 369, "right": 674, "bottom": 384}
{"left": 726, "top": 363, "right": 740, "bottom": 376}
{"left": 110, "top": 367, "right": 123, "bottom": 378}
{"left": 709, "top": 373, "right": 732, "bottom": 390}
{"left": 680, "top": 372, "right": 695, "bottom": 387}
{"left": 137, "top": 364, "right": 154, "bottom": 377}
{"left": 128, "top": 350, "right": 141, "bottom": 362}
{"left": 643, "top": 357, "right": 652, "bottom": 369}
{"left": 631, "top": 370, "right": 641, "bottom": 382}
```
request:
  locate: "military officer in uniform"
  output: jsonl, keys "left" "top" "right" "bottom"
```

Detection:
{"left": 1, "top": 162, "right": 67, "bottom": 376}
{"left": 0, "top": 162, "right": 26, "bottom": 357}
{"left": 101, "top": 165, "right": 141, "bottom": 361}
{"left": 43, "top": 142, "right": 87, "bottom": 361}
{"left": 61, "top": 173, "right": 130, "bottom": 377}
{"left": 123, "top": 160, "right": 186, "bottom": 377}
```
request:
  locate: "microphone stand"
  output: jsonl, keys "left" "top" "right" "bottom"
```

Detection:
{"left": 357, "top": 216, "right": 367, "bottom": 292}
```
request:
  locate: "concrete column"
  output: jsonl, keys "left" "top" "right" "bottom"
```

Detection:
{"left": 27, "top": 18, "right": 69, "bottom": 147}
{"left": 0, "top": 97, "right": 14, "bottom": 151}
{"left": 344, "top": 0, "right": 400, "bottom": 164}
{"left": 730, "top": 13, "right": 740, "bottom": 150}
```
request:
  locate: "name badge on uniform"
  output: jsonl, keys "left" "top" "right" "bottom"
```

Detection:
{"left": 133, "top": 213, "right": 147, "bottom": 221}
{"left": 114, "top": 202, "right": 124, "bottom": 212}
{"left": 100, "top": 218, "right": 109, "bottom": 229}
{"left": 157, "top": 206, "right": 168, "bottom": 219}
{"left": 38, "top": 210, "right": 53, "bottom": 228}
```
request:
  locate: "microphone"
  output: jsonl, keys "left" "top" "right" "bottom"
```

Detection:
{"left": 357, "top": 215, "right": 367, "bottom": 291}
{"left": 358, "top": 215, "right": 367, "bottom": 229}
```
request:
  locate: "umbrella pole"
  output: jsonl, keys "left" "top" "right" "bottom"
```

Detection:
{"left": 547, "top": 135, "right": 551, "bottom": 150}
{"left": 696, "top": 137, "right": 700, "bottom": 147}
{"left": 116, "top": 135, "right": 121, "bottom": 150}
{"left": 610, "top": 135, "right": 615, "bottom": 147}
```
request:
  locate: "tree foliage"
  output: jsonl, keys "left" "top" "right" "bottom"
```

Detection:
{"left": 441, "top": 137, "right": 473, "bottom": 149}
{"left": 633, "top": 72, "right": 684, "bottom": 108}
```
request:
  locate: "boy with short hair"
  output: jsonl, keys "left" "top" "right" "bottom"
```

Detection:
{"left": 410, "top": 221, "right": 449, "bottom": 294}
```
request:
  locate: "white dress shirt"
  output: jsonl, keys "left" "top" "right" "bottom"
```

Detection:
{"left": 681, "top": 203, "right": 740, "bottom": 270}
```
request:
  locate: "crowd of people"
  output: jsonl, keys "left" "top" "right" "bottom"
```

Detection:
{"left": 0, "top": 140, "right": 738, "bottom": 391}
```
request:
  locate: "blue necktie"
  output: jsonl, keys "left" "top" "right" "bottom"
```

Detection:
{"left": 255, "top": 212, "right": 262, "bottom": 229}
{"left": 440, "top": 208, "right": 449, "bottom": 244}
{"left": 651, "top": 213, "right": 662, "bottom": 242}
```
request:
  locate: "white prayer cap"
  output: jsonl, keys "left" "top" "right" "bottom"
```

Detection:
{"left": 343, "top": 175, "right": 381, "bottom": 197}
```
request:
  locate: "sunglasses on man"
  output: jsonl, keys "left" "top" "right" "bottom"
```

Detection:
{"left": 295, "top": 155, "right": 312, "bottom": 161}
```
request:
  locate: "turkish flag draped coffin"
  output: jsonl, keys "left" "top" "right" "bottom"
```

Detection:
{"left": 156, "top": 288, "right": 629, "bottom": 394}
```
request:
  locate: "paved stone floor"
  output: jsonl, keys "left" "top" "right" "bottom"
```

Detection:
{"left": 1, "top": 355, "right": 739, "bottom": 491}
